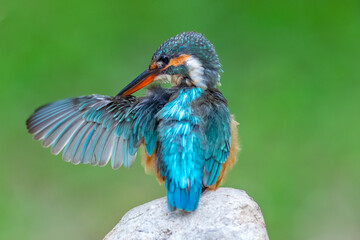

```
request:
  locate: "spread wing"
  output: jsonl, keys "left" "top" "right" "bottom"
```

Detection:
{"left": 26, "top": 92, "right": 167, "bottom": 169}
{"left": 199, "top": 90, "right": 231, "bottom": 187}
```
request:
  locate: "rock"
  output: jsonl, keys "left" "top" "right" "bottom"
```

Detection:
{"left": 104, "top": 188, "right": 269, "bottom": 240}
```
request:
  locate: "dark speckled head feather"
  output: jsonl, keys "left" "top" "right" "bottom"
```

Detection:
{"left": 150, "top": 32, "right": 222, "bottom": 89}
{"left": 152, "top": 32, "right": 221, "bottom": 71}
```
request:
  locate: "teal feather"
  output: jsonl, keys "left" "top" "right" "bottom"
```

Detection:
{"left": 27, "top": 91, "right": 170, "bottom": 169}
{"left": 157, "top": 88, "right": 205, "bottom": 211}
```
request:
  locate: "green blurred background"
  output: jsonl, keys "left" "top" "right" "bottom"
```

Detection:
{"left": 1, "top": 0, "right": 359, "bottom": 239}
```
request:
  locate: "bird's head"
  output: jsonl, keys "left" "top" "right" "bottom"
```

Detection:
{"left": 118, "top": 32, "right": 222, "bottom": 96}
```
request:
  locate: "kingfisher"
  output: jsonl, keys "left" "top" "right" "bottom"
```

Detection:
{"left": 26, "top": 32, "right": 240, "bottom": 212}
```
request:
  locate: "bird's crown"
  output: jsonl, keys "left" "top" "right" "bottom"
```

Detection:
{"left": 151, "top": 32, "right": 222, "bottom": 89}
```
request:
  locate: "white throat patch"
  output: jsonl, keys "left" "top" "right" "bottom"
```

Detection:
{"left": 154, "top": 74, "right": 172, "bottom": 83}
{"left": 185, "top": 56, "right": 206, "bottom": 89}
{"left": 154, "top": 74, "right": 183, "bottom": 86}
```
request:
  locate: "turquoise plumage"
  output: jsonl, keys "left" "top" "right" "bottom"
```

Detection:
{"left": 157, "top": 88, "right": 205, "bottom": 211}
{"left": 26, "top": 32, "right": 238, "bottom": 212}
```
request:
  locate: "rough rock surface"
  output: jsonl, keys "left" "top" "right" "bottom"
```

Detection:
{"left": 104, "top": 188, "right": 269, "bottom": 240}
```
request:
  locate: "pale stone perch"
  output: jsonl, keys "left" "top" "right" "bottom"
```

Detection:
{"left": 104, "top": 188, "right": 269, "bottom": 240}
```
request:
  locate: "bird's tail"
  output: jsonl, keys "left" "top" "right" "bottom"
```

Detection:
{"left": 165, "top": 179, "right": 202, "bottom": 212}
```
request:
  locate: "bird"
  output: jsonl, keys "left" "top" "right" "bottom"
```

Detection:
{"left": 26, "top": 31, "right": 240, "bottom": 212}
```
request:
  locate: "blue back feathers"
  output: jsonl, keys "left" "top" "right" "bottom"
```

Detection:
{"left": 156, "top": 87, "right": 231, "bottom": 211}
{"left": 157, "top": 88, "right": 205, "bottom": 211}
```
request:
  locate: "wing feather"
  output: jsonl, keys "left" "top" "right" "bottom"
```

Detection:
{"left": 27, "top": 89, "right": 173, "bottom": 169}
{"left": 193, "top": 89, "right": 232, "bottom": 188}
{"left": 50, "top": 116, "right": 84, "bottom": 155}
{"left": 111, "top": 136, "right": 123, "bottom": 169}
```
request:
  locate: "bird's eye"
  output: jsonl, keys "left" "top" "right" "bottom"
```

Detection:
{"left": 158, "top": 56, "right": 170, "bottom": 66}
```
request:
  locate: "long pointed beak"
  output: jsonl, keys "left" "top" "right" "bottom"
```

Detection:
{"left": 116, "top": 69, "right": 159, "bottom": 97}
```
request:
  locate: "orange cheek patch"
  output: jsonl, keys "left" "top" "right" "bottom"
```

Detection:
{"left": 150, "top": 62, "right": 157, "bottom": 70}
{"left": 164, "top": 54, "right": 191, "bottom": 70}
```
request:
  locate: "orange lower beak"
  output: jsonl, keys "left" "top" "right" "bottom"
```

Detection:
{"left": 117, "top": 69, "right": 158, "bottom": 97}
